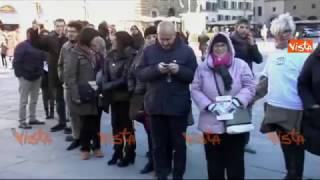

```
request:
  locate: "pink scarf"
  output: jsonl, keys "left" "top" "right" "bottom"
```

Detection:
{"left": 211, "top": 52, "right": 232, "bottom": 67}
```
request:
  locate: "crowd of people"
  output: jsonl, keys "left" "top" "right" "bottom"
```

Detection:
{"left": 9, "top": 12, "right": 320, "bottom": 180}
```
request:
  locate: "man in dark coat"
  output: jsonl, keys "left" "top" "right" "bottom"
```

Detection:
{"left": 137, "top": 21, "right": 197, "bottom": 179}
{"left": 230, "top": 18, "right": 263, "bottom": 154}
{"left": 38, "top": 19, "right": 68, "bottom": 132}
{"left": 13, "top": 28, "right": 46, "bottom": 129}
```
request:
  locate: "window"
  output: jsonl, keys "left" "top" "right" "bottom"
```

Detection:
{"left": 212, "top": 3, "right": 217, "bottom": 11}
{"left": 225, "top": 15, "right": 230, "bottom": 20}
{"left": 312, "top": 4, "right": 316, "bottom": 9}
{"left": 218, "top": 0, "right": 222, "bottom": 8}
{"left": 238, "top": 2, "right": 242, "bottom": 9}
{"left": 272, "top": 7, "right": 276, "bottom": 12}
{"left": 293, "top": 5, "right": 296, "bottom": 10}
{"left": 258, "top": 6, "right": 262, "bottom": 16}
{"left": 223, "top": 1, "right": 228, "bottom": 9}
{"left": 246, "top": 2, "right": 251, "bottom": 10}
{"left": 232, "top": 16, "right": 236, "bottom": 20}
{"left": 218, "top": 15, "right": 223, "bottom": 21}
{"left": 231, "top": 1, "right": 236, "bottom": 9}
{"left": 248, "top": 15, "right": 253, "bottom": 21}
{"left": 206, "top": 16, "right": 209, "bottom": 20}
{"left": 206, "top": 2, "right": 211, "bottom": 11}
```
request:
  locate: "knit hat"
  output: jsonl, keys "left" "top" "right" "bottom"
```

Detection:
{"left": 144, "top": 26, "right": 157, "bottom": 38}
{"left": 213, "top": 34, "right": 228, "bottom": 44}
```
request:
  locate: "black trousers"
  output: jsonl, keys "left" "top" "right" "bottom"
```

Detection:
{"left": 79, "top": 114, "right": 101, "bottom": 152}
{"left": 41, "top": 87, "right": 54, "bottom": 113}
{"left": 111, "top": 101, "right": 136, "bottom": 157}
{"left": 150, "top": 115, "right": 187, "bottom": 178}
{"left": 55, "top": 83, "right": 66, "bottom": 125}
{"left": 1, "top": 53, "right": 7, "bottom": 68}
{"left": 203, "top": 133, "right": 248, "bottom": 180}
{"left": 141, "top": 120, "right": 173, "bottom": 166}
{"left": 276, "top": 129, "right": 305, "bottom": 179}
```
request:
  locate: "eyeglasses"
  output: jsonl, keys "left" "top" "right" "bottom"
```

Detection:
{"left": 283, "top": 29, "right": 292, "bottom": 33}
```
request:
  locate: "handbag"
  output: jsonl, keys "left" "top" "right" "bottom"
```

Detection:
{"left": 78, "top": 83, "right": 96, "bottom": 103}
{"left": 213, "top": 71, "right": 254, "bottom": 134}
{"left": 76, "top": 54, "right": 97, "bottom": 104}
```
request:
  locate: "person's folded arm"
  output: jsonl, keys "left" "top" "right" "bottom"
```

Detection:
{"left": 173, "top": 49, "right": 198, "bottom": 83}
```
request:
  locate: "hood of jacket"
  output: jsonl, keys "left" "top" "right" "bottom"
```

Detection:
{"left": 204, "top": 32, "right": 235, "bottom": 69}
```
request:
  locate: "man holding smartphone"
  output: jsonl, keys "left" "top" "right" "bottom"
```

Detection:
{"left": 137, "top": 21, "right": 197, "bottom": 180}
{"left": 230, "top": 18, "right": 263, "bottom": 154}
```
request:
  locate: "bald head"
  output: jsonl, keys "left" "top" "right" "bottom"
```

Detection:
{"left": 157, "top": 21, "right": 176, "bottom": 35}
{"left": 157, "top": 21, "right": 176, "bottom": 49}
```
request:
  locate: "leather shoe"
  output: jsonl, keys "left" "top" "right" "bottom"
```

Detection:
{"left": 94, "top": 149, "right": 104, "bottom": 158}
{"left": 18, "top": 122, "right": 32, "bottom": 129}
{"left": 81, "top": 151, "right": 90, "bottom": 160}
{"left": 64, "top": 127, "right": 72, "bottom": 134}
{"left": 29, "top": 120, "right": 45, "bottom": 125}
{"left": 65, "top": 135, "right": 74, "bottom": 142}
{"left": 51, "top": 124, "right": 66, "bottom": 132}
{"left": 140, "top": 161, "right": 153, "bottom": 174}
{"left": 67, "top": 140, "right": 80, "bottom": 151}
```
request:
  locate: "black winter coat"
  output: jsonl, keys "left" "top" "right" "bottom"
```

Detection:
{"left": 298, "top": 45, "right": 320, "bottom": 156}
{"left": 137, "top": 37, "right": 197, "bottom": 116}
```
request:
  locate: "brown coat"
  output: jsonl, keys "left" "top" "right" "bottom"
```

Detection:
{"left": 64, "top": 45, "right": 97, "bottom": 116}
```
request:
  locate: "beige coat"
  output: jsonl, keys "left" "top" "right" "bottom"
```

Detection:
{"left": 64, "top": 45, "right": 97, "bottom": 116}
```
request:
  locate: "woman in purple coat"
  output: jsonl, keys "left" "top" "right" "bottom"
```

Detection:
{"left": 191, "top": 32, "right": 255, "bottom": 179}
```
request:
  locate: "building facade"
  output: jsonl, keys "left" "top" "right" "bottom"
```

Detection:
{"left": 253, "top": 0, "right": 320, "bottom": 25}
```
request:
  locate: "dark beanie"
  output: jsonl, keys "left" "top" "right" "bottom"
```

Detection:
{"left": 144, "top": 26, "right": 157, "bottom": 37}
{"left": 213, "top": 34, "right": 228, "bottom": 44}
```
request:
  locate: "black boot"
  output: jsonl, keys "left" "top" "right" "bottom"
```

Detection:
{"left": 108, "top": 150, "right": 123, "bottom": 165}
{"left": 45, "top": 108, "right": 50, "bottom": 119}
{"left": 140, "top": 161, "right": 154, "bottom": 174}
{"left": 117, "top": 151, "right": 135, "bottom": 167}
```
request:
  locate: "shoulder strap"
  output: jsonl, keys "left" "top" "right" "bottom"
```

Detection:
{"left": 213, "top": 70, "right": 223, "bottom": 96}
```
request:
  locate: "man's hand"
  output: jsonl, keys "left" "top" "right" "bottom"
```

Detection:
{"left": 168, "top": 63, "right": 179, "bottom": 74}
{"left": 158, "top": 62, "right": 170, "bottom": 74}
{"left": 247, "top": 32, "right": 255, "bottom": 46}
